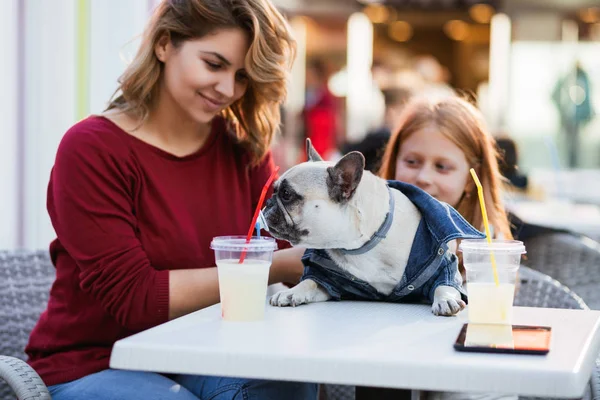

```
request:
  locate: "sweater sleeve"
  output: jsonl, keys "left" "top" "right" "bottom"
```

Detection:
{"left": 249, "top": 151, "right": 291, "bottom": 250}
{"left": 48, "top": 126, "right": 169, "bottom": 332}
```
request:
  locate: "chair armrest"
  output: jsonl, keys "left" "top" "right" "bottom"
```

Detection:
{"left": 0, "top": 356, "right": 50, "bottom": 399}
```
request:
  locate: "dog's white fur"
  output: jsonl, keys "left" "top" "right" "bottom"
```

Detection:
{"left": 267, "top": 151, "right": 465, "bottom": 316}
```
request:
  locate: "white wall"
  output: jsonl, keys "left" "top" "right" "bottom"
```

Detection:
{"left": 89, "top": 0, "right": 148, "bottom": 114}
{"left": 0, "top": 0, "right": 18, "bottom": 249}
{"left": 2, "top": 0, "right": 154, "bottom": 250}
{"left": 346, "top": 12, "right": 376, "bottom": 142}
{"left": 23, "top": 0, "right": 77, "bottom": 250}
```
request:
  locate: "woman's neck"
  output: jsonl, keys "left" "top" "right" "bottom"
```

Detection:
{"left": 147, "top": 90, "right": 212, "bottom": 145}
{"left": 129, "top": 88, "right": 213, "bottom": 157}
{"left": 102, "top": 87, "right": 214, "bottom": 158}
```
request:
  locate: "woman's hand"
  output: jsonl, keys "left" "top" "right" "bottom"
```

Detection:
{"left": 269, "top": 247, "right": 305, "bottom": 285}
{"left": 169, "top": 267, "right": 220, "bottom": 320}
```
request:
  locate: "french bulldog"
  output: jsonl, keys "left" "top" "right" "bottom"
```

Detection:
{"left": 263, "top": 139, "right": 478, "bottom": 316}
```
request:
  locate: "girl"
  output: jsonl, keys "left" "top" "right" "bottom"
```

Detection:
{"left": 25, "top": 1, "right": 316, "bottom": 399}
{"left": 379, "top": 95, "right": 512, "bottom": 259}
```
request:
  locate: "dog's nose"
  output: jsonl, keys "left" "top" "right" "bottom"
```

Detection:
{"left": 265, "top": 198, "right": 275, "bottom": 209}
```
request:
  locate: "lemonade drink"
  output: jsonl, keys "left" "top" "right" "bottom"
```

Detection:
{"left": 217, "top": 259, "right": 271, "bottom": 321}
{"left": 467, "top": 281, "right": 515, "bottom": 324}
{"left": 459, "top": 240, "right": 526, "bottom": 325}
{"left": 211, "top": 236, "right": 277, "bottom": 322}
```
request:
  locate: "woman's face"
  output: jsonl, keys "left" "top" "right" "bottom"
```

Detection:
{"left": 395, "top": 127, "right": 471, "bottom": 207}
{"left": 156, "top": 27, "right": 250, "bottom": 124}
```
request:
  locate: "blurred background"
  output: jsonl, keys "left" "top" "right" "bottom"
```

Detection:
{"left": 1, "top": 0, "right": 599, "bottom": 251}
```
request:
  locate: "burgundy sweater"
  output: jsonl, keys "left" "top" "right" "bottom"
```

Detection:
{"left": 26, "top": 116, "right": 284, "bottom": 386}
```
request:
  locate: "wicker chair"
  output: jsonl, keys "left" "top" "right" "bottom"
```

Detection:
{"left": 0, "top": 250, "right": 53, "bottom": 399}
{"left": 514, "top": 265, "right": 589, "bottom": 310}
{"left": 521, "top": 232, "right": 600, "bottom": 310}
{"left": 321, "top": 383, "right": 355, "bottom": 400}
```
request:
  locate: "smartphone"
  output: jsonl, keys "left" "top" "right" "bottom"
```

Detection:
{"left": 454, "top": 323, "right": 551, "bottom": 355}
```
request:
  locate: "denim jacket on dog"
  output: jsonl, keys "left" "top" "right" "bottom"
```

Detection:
{"left": 301, "top": 180, "right": 485, "bottom": 304}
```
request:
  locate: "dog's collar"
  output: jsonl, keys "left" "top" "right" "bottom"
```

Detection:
{"left": 339, "top": 185, "right": 395, "bottom": 256}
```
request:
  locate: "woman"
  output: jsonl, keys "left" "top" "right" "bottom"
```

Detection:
{"left": 25, "top": 1, "right": 316, "bottom": 399}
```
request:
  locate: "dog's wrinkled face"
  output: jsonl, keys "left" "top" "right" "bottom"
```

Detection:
{"left": 263, "top": 139, "right": 365, "bottom": 248}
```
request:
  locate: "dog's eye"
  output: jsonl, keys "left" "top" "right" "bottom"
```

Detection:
{"left": 280, "top": 188, "right": 293, "bottom": 202}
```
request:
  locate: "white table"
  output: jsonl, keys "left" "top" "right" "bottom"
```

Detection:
{"left": 110, "top": 302, "right": 600, "bottom": 398}
{"left": 527, "top": 168, "right": 600, "bottom": 207}
{"left": 506, "top": 199, "right": 600, "bottom": 239}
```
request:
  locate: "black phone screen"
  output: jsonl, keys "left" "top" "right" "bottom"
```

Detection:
{"left": 454, "top": 323, "right": 551, "bottom": 355}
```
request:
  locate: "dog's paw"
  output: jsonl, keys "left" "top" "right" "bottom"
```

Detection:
{"left": 432, "top": 285, "right": 466, "bottom": 316}
{"left": 270, "top": 287, "right": 310, "bottom": 307}
{"left": 269, "top": 279, "right": 330, "bottom": 307}
{"left": 432, "top": 297, "right": 466, "bottom": 316}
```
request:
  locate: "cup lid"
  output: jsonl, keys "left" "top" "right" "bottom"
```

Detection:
{"left": 210, "top": 236, "right": 277, "bottom": 252}
{"left": 458, "top": 239, "right": 526, "bottom": 254}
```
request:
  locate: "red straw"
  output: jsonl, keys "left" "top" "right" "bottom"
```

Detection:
{"left": 238, "top": 166, "right": 280, "bottom": 264}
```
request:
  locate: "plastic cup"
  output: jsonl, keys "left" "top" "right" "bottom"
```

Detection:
{"left": 210, "top": 236, "right": 277, "bottom": 321}
{"left": 459, "top": 240, "right": 526, "bottom": 325}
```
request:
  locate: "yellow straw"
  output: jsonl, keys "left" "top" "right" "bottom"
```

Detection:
{"left": 469, "top": 168, "right": 500, "bottom": 286}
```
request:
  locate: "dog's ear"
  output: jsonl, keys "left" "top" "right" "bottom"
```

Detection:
{"left": 326, "top": 152, "right": 365, "bottom": 203}
{"left": 306, "top": 138, "right": 324, "bottom": 162}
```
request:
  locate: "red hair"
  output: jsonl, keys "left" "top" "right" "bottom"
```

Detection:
{"left": 378, "top": 95, "right": 512, "bottom": 240}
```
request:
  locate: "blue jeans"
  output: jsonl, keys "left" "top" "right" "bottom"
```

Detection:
{"left": 49, "top": 369, "right": 318, "bottom": 400}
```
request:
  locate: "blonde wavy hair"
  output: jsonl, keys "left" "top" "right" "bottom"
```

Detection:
{"left": 106, "top": 0, "right": 296, "bottom": 164}
{"left": 378, "top": 95, "right": 512, "bottom": 240}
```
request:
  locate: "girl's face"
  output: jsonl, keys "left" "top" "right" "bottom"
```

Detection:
{"left": 156, "top": 27, "right": 250, "bottom": 125}
{"left": 395, "top": 127, "right": 471, "bottom": 208}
